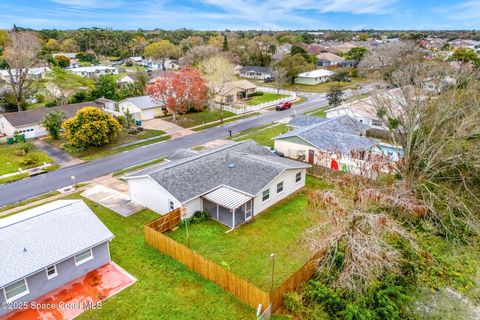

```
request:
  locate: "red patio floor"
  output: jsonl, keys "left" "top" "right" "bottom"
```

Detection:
{"left": 3, "top": 262, "right": 136, "bottom": 320}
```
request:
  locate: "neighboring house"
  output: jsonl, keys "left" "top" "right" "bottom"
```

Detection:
{"left": 127, "top": 56, "right": 144, "bottom": 65}
{"left": 142, "top": 58, "right": 179, "bottom": 70}
{"left": 316, "top": 52, "right": 345, "bottom": 67}
{"left": 215, "top": 80, "right": 257, "bottom": 105}
{"left": 273, "top": 43, "right": 292, "bottom": 61}
{"left": 325, "top": 88, "right": 405, "bottom": 131}
{"left": 118, "top": 95, "right": 165, "bottom": 121}
{"left": 52, "top": 53, "right": 79, "bottom": 68}
{"left": 239, "top": 66, "right": 273, "bottom": 80}
{"left": 273, "top": 115, "right": 384, "bottom": 173}
{"left": 124, "top": 140, "right": 310, "bottom": 229}
{"left": 116, "top": 73, "right": 147, "bottom": 86}
{"left": 0, "top": 200, "right": 113, "bottom": 317}
{"left": 295, "top": 69, "right": 335, "bottom": 85}
{"left": 67, "top": 66, "right": 118, "bottom": 77}
{"left": 338, "top": 59, "right": 356, "bottom": 68}
{"left": 0, "top": 100, "right": 111, "bottom": 139}
{"left": 0, "top": 67, "right": 51, "bottom": 83}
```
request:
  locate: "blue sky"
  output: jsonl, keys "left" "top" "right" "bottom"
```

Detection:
{"left": 0, "top": 0, "right": 479, "bottom": 30}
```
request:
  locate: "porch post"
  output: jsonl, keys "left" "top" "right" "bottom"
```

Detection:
{"left": 232, "top": 209, "right": 235, "bottom": 227}
{"left": 216, "top": 204, "right": 219, "bottom": 220}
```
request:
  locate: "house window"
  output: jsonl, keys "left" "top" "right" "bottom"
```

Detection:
{"left": 277, "top": 181, "right": 284, "bottom": 194}
{"left": 4, "top": 279, "right": 29, "bottom": 302}
{"left": 168, "top": 200, "right": 174, "bottom": 210}
{"left": 372, "top": 119, "right": 383, "bottom": 127}
{"left": 46, "top": 265, "right": 58, "bottom": 279}
{"left": 262, "top": 189, "right": 270, "bottom": 202}
{"left": 295, "top": 172, "right": 302, "bottom": 183}
{"left": 74, "top": 249, "right": 93, "bottom": 266}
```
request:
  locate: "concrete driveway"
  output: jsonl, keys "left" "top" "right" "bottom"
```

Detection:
{"left": 142, "top": 118, "right": 194, "bottom": 138}
{"left": 33, "top": 139, "right": 83, "bottom": 167}
{"left": 81, "top": 184, "right": 143, "bottom": 217}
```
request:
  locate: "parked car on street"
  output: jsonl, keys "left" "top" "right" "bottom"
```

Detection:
{"left": 275, "top": 101, "right": 292, "bottom": 111}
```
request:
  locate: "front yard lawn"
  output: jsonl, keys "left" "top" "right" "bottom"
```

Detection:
{"left": 46, "top": 129, "right": 169, "bottom": 161}
{"left": 167, "top": 176, "right": 330, "bottom": 291}
{"left": 247, "top": 92, "right": 288, "bottom": 106}
{"left": 231, "top": 123, "right": 290, "bottom": 147}
{"left": 0, "top": 143, "right": 53, "bottom": 175}
{"left": 165, "top": 110, "right": 237, "bottom": 128}
{"left": 14, "top": 195, "right": 257, "bottom": 320}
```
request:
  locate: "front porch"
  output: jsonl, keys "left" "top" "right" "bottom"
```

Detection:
{"left": 202, "top": 186, "right": 253, "bottom": 229}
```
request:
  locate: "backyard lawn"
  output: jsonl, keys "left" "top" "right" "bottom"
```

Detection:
{"left": 165, "top": 110, "right": 237, "bottom": 128}
{"left": 231, "top": 123, "right": 290, "bottom": 147}
{"left": 167, "top": 176, "right": 331, "bottom": 291}
{"left": 247, "top": 92, "right": 288, "bottom": 106}
{"left": 46, "top": 129, "right": 169, "bottom": 161}
{"left": 0, "top": 143, "right": 53, "bottom": 175}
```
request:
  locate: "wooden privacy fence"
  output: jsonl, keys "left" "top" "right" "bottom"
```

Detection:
{"left": 144, "top": 210, "right": 325, "bottom": 313}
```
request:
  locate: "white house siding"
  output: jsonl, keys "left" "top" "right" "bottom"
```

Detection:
{"left": 326, "top": 108, "right": 383, "bottom": 130}
{"left": 253, "top": 168, "right": 306, "bottom": 215}
{"left": 275, "top": 139, "right": 318, "bottom": 162}
{"left": 183, "top": 197, "right": 203, "bottom": 218}
{"left": 294, "top": 76, "right": 329, "bottom": 85}
{"left": 128, "top": 177, "right": 181, "bottom": 215}
{"left": 142, "top": 109, "right": 155, "bottom": 121}
{"left": 0, "top": 116, "right": 16, "bottom": 136}
{"left": 118, "top": 102, "right": 162, "bottom": 121}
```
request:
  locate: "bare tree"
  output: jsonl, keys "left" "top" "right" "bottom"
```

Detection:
{"left": 272, "top": 65, "right": 289, "bottom": 93}
{"left": 201, "top": 56, "right": 235, "bottom": 123}
{"left": 3, "top": 31, "right": 41, "bottom": 111}
{"left": 179, "top": 45, "right": 219, "bottom": 66}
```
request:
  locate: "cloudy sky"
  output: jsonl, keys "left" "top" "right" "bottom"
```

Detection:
{"left": 0, "top": 0, "right": 479, "bottom": 30}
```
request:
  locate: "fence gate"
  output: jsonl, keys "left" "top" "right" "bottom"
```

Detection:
{"left": 257, "top": 304, "right": 272, "bottom": 320}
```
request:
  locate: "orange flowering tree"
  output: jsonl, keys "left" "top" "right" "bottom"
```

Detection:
{"left": 62, "top": 106, "right": 122, "bottom": 149}
{"left": 147, "top": 67, "right": 207, "bottom": 121}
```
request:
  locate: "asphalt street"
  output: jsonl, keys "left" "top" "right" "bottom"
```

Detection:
{"left": 0, "top": 92, "right": 337, "bottom": 207}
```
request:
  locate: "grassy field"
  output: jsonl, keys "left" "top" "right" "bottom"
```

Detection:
{"left": 0, "top": 143, "right": 53, "bottom": 175}
{"left": 165, "top": 110, "right": 237, "bottom": 128}
{"left": 255, "top": 77, "right": 368, "bottom": 93}
{"left": 192, "top": 112, "right": 260, "bottom": 131}
{"left": 35, "top": 196, "right": 255, "bottom": 320}
{"left": 46, "top": 129, "right": 169, "bottom": 161}
{"left": 231, "top": 123, "right": 290, "bottom": 147}
{"left": 167, "top": 176, "right": 330, "bottom": 291}
{"left": 247, "top": 92, "right": 288, "bottom": 106}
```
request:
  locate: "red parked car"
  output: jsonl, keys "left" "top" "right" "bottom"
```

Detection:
{"left": 275, "top": 101, "right": 292, "bottom": 111}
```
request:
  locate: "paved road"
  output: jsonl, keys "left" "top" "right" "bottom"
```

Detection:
{"left": 0, "top": 92, "right": 339, "bottom": 207}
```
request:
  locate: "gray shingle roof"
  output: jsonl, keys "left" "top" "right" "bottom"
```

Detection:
{"left": 0, "top": 200, "right": 113, "bottom": 287}
{"left": 275, "top": 116, "right": 375, "bottom": 155}
{"left": 288, "top": 115, "right": 328, "bottom": 127}
{"left": 1, "top": 101, "right": 103, "bottom": 127}
{"left": 126, "top": 140, "right": 310, "bottom": 203}
{"left": 239, "top": 66, "right": 272, "bottom": 74}
{"left": 122, "top": 95, "right": 163, "bottom": 110}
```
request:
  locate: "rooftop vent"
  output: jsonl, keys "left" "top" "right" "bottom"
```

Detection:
{"left": 228, "top": 163, "right": 236, "bottom": 168}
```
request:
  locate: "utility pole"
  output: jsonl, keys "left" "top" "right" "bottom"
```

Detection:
{"left": 270, "top": 253, "right": 276, "bottom": 293}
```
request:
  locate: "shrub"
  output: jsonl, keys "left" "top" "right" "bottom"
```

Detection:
{"left": 250, "top": 91, "right": 264, "bottom": 97}
{"left": 15, "top": 142, "right": 35, "bottom": 154}
{"left": 15, "top": 149, "right": 26, "bottom": 156}
{"left": 20, "top": 154, "right": 38, "bottom": 166}
{"left": 180, "top": 211, "right": 210, "bottom": 227}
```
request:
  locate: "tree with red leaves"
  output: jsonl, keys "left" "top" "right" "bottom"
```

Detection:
{"left": 147, "top": 67, "right": 207, "bottom": 121}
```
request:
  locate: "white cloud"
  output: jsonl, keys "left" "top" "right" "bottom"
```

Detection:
{"left": 49, "top": 0, "right": 125, "bottom": 9}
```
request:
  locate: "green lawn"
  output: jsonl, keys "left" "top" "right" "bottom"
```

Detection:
{"left": 192, "top": 112, "right": 260, "bottom": 131}
{"left": 167, "top": 176, "right": 330, "bottom": 291}
{"left": 165, "top": 110, "right": 237, "bottom": 128}
{"left": 0, "top": 143, "right": 53, "bottom": 175}
{"left": 255, "top": 77, "right": 368, "bottom": 93}
{"left": 306, "top": 106, "right": 329, "bottom": 118}
{"left": 112, "top": 158, "right": 165, "bottom": 177}
{"left": 231, "top": 123, "right": 290, "bottom": 147}
{"left": 4, "top": 195, "right": 255, "bottom": 319}
{"left": 247, "top": 92, "right": 288, "bottom": 106}
{"left": 46, "top": 129, "right": 169, "bottom": 161}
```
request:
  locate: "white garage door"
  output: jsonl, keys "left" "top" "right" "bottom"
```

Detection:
{"left": 142, "top": 109, "right": 155, "bottom": 120}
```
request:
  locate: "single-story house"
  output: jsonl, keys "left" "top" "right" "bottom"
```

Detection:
{"left": 127, "top": 56, "right": 144, "bottom": 64}
{"left": 0, "top": 200, "right": 113, "bottom": 317}
{"left": 239, "top": 66, "right": 273, "bottom": 80}
{"left": 125, "top": 140, "right": 310, "bottom": 229}
{"left": 295, "top": 69, "right": 335, "bottom": 85}
{"left": 273, "top": 115, "right": 386, "bottom": 174}
{"left": 338, "top": 59, "right": 356, "bottom": 68}
{"left": 0, "top": 67, "right": 51, "bottom": 83}
{"left": 316, "top": 52, "right": 345, "bottom": 67}
{"left": 0, "top": 99, "right": 112, "bottom": 139}
{"left": 67, "top": 66, "right": 118, "bottom": 78}
{"left": 215, "top": 80, "right": 257, "bottom": 105}
{"left": 118, "top": 95, "right": 165, "bottom": 121}
{"left": 116, "top": 73, "right": 148, "bottom": 86}
{"left": 52, "top": 53, "right": 79, "bottom": 68}
{"left": 142, "top": 58, "right": 179, "bottom": 70}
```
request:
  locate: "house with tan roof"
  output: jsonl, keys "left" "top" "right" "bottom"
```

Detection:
{"left": 316, "top": 52, "right": 345, "bottom": 67}
{"left": 214, "top": 80, "right": 257, "bottom": 105}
